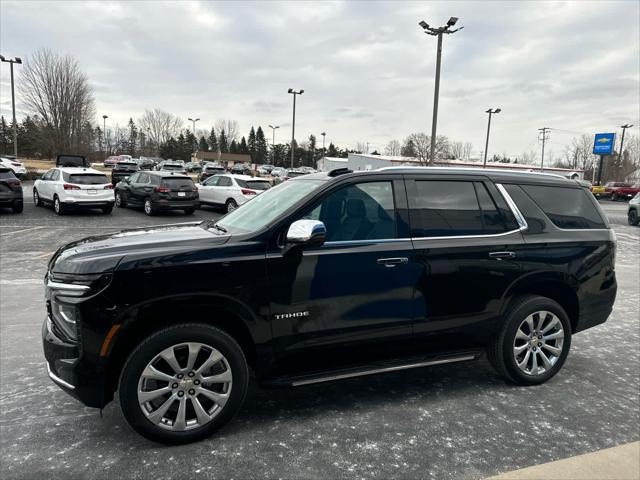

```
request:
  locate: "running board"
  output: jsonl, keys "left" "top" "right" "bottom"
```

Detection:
{"left": 279, "top": 352, "right": 481, "bottom": 387}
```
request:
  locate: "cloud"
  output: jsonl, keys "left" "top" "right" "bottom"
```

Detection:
{"left": 0, "top": 0, "right": 638, "bottom": 161}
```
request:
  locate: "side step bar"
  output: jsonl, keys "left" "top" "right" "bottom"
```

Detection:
{"left": 288, "top": 353, "right": 480, "bottom": 387}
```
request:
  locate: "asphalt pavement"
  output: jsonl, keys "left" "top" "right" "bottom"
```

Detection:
{"left": 1, "top": 186, "right": 638, "bottom": 480}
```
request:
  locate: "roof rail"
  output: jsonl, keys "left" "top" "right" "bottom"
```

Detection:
{"left": 327, "top": 167, "right": 353, "bottom": 177}
{"left": 376, "top": 166, "right": 571, "bottom": 180}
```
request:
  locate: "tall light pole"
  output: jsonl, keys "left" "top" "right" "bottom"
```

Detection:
{"left": 102, "top": 115, "right": 108, "bottom": 157}
{"left": 188, "top": 117, "right": 200, "bottom": 160}
{"left": 188, "top": 117, "right": 200, "bottom": 135}
{"left": 418, "top": 17, "right": 463, "bottom": 165}
{"left": 321, "top": 132, "right": 326, "bottom": 156}
{"left": 288, "top": 88, "right": 304, "bottom": 168}
{"left": 483, "top": 108, "right": 501, "bottom": 167}
{"left": 0, "top": 55, "right": 22, "bottom": 158}
{"left": 618, "top": 124, "right": 634, "bottom": 162}
{"left": 268, "top": 124, "right": 279, "bottom": 165}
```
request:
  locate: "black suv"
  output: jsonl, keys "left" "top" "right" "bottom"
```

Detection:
{"left": 111, "top": 161, "right": 140, "bottom": 184}
{"left": 43, "top": 167, "right": 616, "bottom": 444}
{"left": 114, "top": 171, "right": 199, "bottom": 215}
{"left": 0, "top": 166, "right": 23, "bottom": 213}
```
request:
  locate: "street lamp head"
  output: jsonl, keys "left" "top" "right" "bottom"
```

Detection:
{"left": 621, "top": 124, "right": 634, "bottom": 129}
{"left": 288, "top": 88, "right": 294, "bottom": 94}
{"left": 195, "top": 118, "right": 200, "bottom": 122}
{"left": 447, "top": 17, "right": 458, "bottom": 26}
{"left": 495, "top": 108, "right": 501, "bottom": 113}
{"left": 188, "top": 118, "right": 193, "bottom": 122}
{"left": 321, "top": 132, "right": 326, "bottom": 136}
{"left": 300, "top": 89, "right": 304, "bottom": 95}
{"left": 0, "top": 55, "right": 5, "bottom": 61}
{"left": 103, "top": 115, "right": 108, "bottom": 119}
{"left": 15, "top": 57, "right": 22, "bottom": 64}
{"left": 418, "top": 20, "right": 429, "bottom": 29}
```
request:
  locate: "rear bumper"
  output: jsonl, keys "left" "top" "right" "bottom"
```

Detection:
{"left": 574, "top": 275, "right": 617, "bottom": 334}
{"left": 0, "top": 195, "right": 22, "bottom": 205}
{"left": 62, "top": 200, "right": 115, "bottom": 208}
{"left": 155, "top": 199, "right": 199, "bottom": 210}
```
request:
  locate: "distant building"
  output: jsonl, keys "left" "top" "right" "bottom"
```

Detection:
{"left": 193, "top": 151, "right": 251, "bottom": 165}
{"left": 317, "top": 156, "right": 348, "bottom": 171}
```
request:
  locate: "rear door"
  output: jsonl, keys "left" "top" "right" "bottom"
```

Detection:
{"left": 125, "top": 172, "right": 143, "bottom": 204}
{"left": 405, "top": 175, "right": 526, "bottom": 344}
{"left": 216, "top": 176, "right": 233, "bottom": 203}
{"left": 198, "top": 175, "right": 220, "bottom": 204}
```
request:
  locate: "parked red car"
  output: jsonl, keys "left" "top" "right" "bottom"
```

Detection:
{"left": 604, "top": 182, "right": 640, "bottom": 201}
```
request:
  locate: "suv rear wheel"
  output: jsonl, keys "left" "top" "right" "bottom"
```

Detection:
{"left": 119, "top": 324, "right": 249, "bottom": 444}
{"left": 226, "top": 199, "right": 237, "bottom": 213}
{"left": 53, "top": 196, "right": 65, "bottom": 215}
{"left": 33, "top": 189, "right": 43, "bottom": 207}
{"left": 115, "top": 192, "right": 127, "bottom": 208}
{"left": 488, "top": 295, "right": 571, "bottom": 385}
{"left": 144, "top": 198, "right": 154, "bottom": 216}
{"left": 628, "top": 209, "right": 639, "bottom": 226}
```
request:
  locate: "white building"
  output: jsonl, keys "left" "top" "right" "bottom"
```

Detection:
{"left": 317, "top": 156, "right": 348, "bottom": 171}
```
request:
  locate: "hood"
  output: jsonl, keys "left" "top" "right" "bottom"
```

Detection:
{"left": 50, "top": 222, "right": 229, "bottom": 274}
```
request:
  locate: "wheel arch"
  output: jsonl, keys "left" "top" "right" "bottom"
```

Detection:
{"left": 501, "top": 272, "right": 580, "bottom": 333}
{"left": 104, "top": 295, "right": 259, "bottom": 397}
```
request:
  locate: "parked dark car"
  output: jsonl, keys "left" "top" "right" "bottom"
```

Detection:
{"left": 114, "top": 171, "right": 198, "bottom": 215}
{"left": 186, "top": 162, "right": 203, "bottom": 173}
{"left": 43, "top": 167, "right": 616, "bottom": 444}
{"left": 199, "top": 164, "right": 226, "bottom": 182}
{"left": 156, "top": 161, "right": 187, "bottom": 174}
{"left": 628, "top": 193, "right": 640, "bottom": 225}
{"left": 111, "top": 161, "right": 140, "bottom": 184}
{"left": 137, "top": 157, "right": 157, "bottom": 170}
{"left": 0, "top": 166, "right": 23, "bottom": 213}
{"left": 230, "top": 163, "right": 252, "bottom": 175}
{"left": 56, "top": 154, "right": 90, "bottom": 168}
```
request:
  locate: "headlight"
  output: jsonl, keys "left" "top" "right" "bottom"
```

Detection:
{"left": 51, "top": 300, "right": 79, "bottom": 341}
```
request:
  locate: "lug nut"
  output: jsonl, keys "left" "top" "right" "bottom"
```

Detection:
{"left": 177, "top": 391, "right": 184, "bottom": 397}
{"left": 172, "top": 383, "right": 178, "bottom": 389}
{"left": 188, "top": 371, "right": 195, "bottom": 377}
{"left": 194, "top": 379, "right": 200, "bottom": 385}
{"left": 532, "top": 347, "right": 537, "bottom": 351}
{"left": 188, "top": 389, "right": 195, "bottom": 395}
{"left": 177, "top": 373, "right": 184, "bottom": 379}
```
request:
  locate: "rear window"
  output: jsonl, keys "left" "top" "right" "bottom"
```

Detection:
{"left": 0, "top": 169, "right": 16, "bottom": 179}
{"left": 161, "top": 177, "right": 194, "bottom": 189}
{"left": 237, "top": 179, "right": 271, "bottom": 191}
{"left": 63, "top": 173, "right": 109, "bottom": 185}
{"left": 115, "top": 162, "right": 138, "bottom": 170}
{"left": 287, "top": 171, "right": 306, "bottom": 178}
{"left": 57, "top": 155, "right": 88, "bottom": 167}
{"left": 206, "top": 167, "right": 224, "bottom": 173}
{"left": 163, "top": 164, "right": 183, "bottom": 170}
{"left": 520, "top": 184, "right": 606, "bottom": 229}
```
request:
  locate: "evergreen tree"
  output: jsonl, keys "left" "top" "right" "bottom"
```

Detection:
{"left": 218, "top": 129, "right": 228, "bottom": 153}
{"left": 307, "top": 134, "right": 317, "bottom": 167}
{"left": 127, "top": 118, "right": 138, "bottom": 156}
{"left": 255, "top": 126, "right": 268, "bottom": 164}
{"left": 198, "top": 136, "right": 209, "bottom": 152}
{"left": 239, "top": 136, "right": 249, "bottom": 154}
{"left": 229, "top": 140, "right": 238, "bottom": 153}
{"left": 248, "top": 126, "right": 256, "bottom": 158}
{"left": 207, "top": 128, "right": 218, "bottom": 152}
{"left": 184, "top": 130, "right": 197, "bottom": 156}
{"left": 327, "top": 142, "right": 339, "bottom": 157}
{"left": 401, "top": 139, "right": 417, "bottom": 157}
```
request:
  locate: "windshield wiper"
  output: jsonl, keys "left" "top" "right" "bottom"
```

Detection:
{"left": 203, "top": 219, "right": 227, "bottom": 233}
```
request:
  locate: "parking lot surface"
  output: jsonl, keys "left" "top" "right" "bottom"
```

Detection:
{"left": 1, "top": 190, "right": 638, "bottom": 480}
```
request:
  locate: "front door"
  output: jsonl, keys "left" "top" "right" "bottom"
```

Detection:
{"left": 266, "top": 177, "right": 419, "bottom": 377}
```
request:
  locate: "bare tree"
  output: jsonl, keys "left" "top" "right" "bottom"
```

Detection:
{"left": 405, "top": 133, "right": 449, "bottom": 164}
{"left": 138, "top": 109, "right": 182, "bottom": 153}
{"left": 463, "top": 142, "right": 473, "bottom": 161}
{"left": 214, "top": 119, "right": 239, "bottom": 144}
{"left": 19, "top": 49, "right": 96, "bottom": 154}
{"left": 450, "top": 141, "right": 464, "bottom": 159}
{"left": 355, "top": 142, "right": 368, "bottom": 154}
{"left": 385, "top": 140, "right": 401, "bottom": 156}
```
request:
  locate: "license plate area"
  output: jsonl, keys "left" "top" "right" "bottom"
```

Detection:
{"left": 88, "top": 189, "right": 97, "bottom": 195}
{"left": 178, "top": 192, "right": 186, "bottom": 197}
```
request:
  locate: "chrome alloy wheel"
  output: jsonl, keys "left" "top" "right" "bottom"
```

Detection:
{"left": 137, "top": 342, "right": 232, "bottom": 431}
{"left": 513, "top": 311, "right": 565, "bottom": 376}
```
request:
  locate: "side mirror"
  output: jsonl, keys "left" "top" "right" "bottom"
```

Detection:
{"left": 286, "top": 220, "right": 326, "bottom": 247}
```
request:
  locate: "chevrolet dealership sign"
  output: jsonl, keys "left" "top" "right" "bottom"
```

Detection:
{"left": 593, "top": 133, "right": 616, "bottom": 155}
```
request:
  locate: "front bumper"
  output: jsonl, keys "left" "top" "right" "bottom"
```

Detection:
{"left": 42, "top": 316, "right": 107, "bottom": 408}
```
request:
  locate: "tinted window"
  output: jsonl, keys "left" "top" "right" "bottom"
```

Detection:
{"left": 63, "top": 173, "right": 109, "bottom": 184}
{"left": 203, "top": 176, "right": 219, "bottom": 186}
{"left": 218, "top": 176, "right": 232, "bottom": 187}
{"left": 521, "top": 184, "right": 606, "bottom": 229}
{"left": 115, "top": 162, "right": 139, "bottom": 171}
{"left": 0, "top": 169, "right": 16, "bottom": 179}
{"left": 475, "top": 183, "right": 509, "bottom": 234}
{"left": 128, "top": 172, "right": 140, "bottom": 183}
{"left": 162, "top": 177, "right": 194, "bottom": 190}
{"left": 410, "top": 181, "right": 484, "bottom": 237}
{"left": 57, "top": 155, "right": 87, "bottom": 167}
{"left": 138, "top": 173, "right": 150, "bottom": 184}
{"left": 237, "top": 179, "right": 271, "bottom": 191}
{"left": 304, "top": 181, "right": 396, "bottom": 242}
{"left": 287, "top": 170, "right": 306, "bottom": 178}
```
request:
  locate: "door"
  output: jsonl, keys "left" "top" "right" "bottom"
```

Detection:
{"left": 38, "top": 169, "right": 55, "bottom": 200}
{"left": 121, "top": 172, "right": 140, "bottom": 204}
{"left": 199, "top": 175, "right": 220, "bottom": 205}
{"left": 216, "top": 176, "right": 233, "bottom": 204}
{"left": 266, "top": 177, "right": 419, "bottom": 377}
{"left": 405, "top": 176, "right": 525, "bottom": 347}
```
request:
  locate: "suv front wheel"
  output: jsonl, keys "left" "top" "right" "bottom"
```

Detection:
{"left": 488, "top": 295, "right": 572, "bottom": 385}
{"left": 119, "top": 323, "right": 249, "bottom": 444}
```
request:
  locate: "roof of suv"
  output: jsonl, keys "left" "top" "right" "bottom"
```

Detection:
{"left": 301, "top": 166, "right": 578, "bottom": 187}
{"left": 55, "top": 166, "right": 106, "bottom": 175}
{"left": 147, "top": 171, "right": 191, "bottom": 179}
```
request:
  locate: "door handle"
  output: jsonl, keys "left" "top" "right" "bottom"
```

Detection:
{"left": 489, "top": 251, "right": 516, "bottom": 260}
{"left": 377, "top": 257, "right": 408, "bottom": 267}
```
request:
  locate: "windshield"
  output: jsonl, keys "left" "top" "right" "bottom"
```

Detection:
{"left": 217, "top": 179, "right": 324, "bottom": 234}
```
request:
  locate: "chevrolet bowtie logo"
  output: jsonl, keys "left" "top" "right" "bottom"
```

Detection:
{"left": 596, "top": 138, "right": 611, "bottom": 143}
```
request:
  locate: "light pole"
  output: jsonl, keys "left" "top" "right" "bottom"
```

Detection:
{"left": 102, "top": 115, "right": 108, "bottom": 157}
{"left": 288, "top": 88, "right": 304, "bottom": 168}
{"left": 0, "top": 55, "right": 23, "bottom": 158}
{"left": 321, "top": 132, "right": 326, "bottom": 156}
{"left": 188, "top": 117, "right": 200, "bottom": 135}
{"left": 418, "top": 17, "right": 463, "bottom": 165}
{"left": 268, "top": 124, "right": 279, "bottom": 164}
{"left": 188, "top": 117, "right": 200, "bottom": 160}
{"left": 483, "top": 108, "right": 501, "bottom": 167}
{"left": 618, "top": 124, "right": 634, "bottom": 162}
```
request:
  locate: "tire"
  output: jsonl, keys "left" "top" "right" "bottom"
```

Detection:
{"left": 184, "top": 208, "right": 195, "bottom": 215}
{"left": 487, "top": 295, "right": 572, "bottom": 385}
{"left": 12, "top": 202, "right": 23, "bottom": 214}
{"left": 628, "top": 209, "right": 639, "bottom": 226}
{"left": 53, "top": 196, "right": 65, "bottom": 216}
{"left": 144, "top": 198, "right": 154, "bottom": 216}
{"left": 225, "top": 199, "right": 238, "bottom": 213}
{"left": 115, "top": 192, "right": 127, "bottom": 208}
{"left": 33, "top": 189, "right": 43, "bottom": 207}
{"left": 118, "top": 323, "right": 249, "bottom": 444}
{"left": 612, "top": 193, "right": 618, "bottom": 202}
{"left": 102, "top": 205, "right": 113, "bottom": 215}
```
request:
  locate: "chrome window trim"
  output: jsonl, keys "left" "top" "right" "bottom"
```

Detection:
{"left": 324, "top": 238, "right": 411, "bottom": 246}
{"left": 411, "top": 228, "right": 523, "bottom": 242}
{"left": 46, "top": 281, "right": 90, "bottom": 291}
{"left": 46, "top": 362, "right": 75, "bottom": 390}
{"left": 496, "top": 183, "right": 528, "bottom": 231}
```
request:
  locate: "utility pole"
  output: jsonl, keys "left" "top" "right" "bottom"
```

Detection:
{"left": 483, "top": 108, "right": 501, "bottom": 167}
{"left": 538, "top": 127, "right": 551, "bottom": 172}
{"left": 288, "top": 89, "right": 304, "bottom": 168}
{"left": 418, "top": 17, "right": 463, "bottom": 165}
{"left": 618, "top": 124, "right": 634, "bottom": 162}
{"left": 0, "top": 55, "right": 23, "bottom": 158}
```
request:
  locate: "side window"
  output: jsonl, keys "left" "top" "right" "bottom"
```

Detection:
{"left": 475, "top": 183, "right": 509, "bottom": 234}
{"left": 218, "top": 176, "right": 232, "bottom": 187}
{"left": 204, "top": 176, "right": 219, "bottom": 186}
{"left": 42, "top": 169, "right": 54, "bottom": 181}
{"left": 409, "top": 181, "right": 483, "bottom": 237}
{"left": 51, "top": 170, "right": 60, "bottom": 181}
{"left": 303, "top": 181, "right": 397, "bottom": 242}
{"left": 128, "top": 172, "right": 140, "bottom": 183}
{"left": 138, "top": 173, "right": 149, "bottom": 184}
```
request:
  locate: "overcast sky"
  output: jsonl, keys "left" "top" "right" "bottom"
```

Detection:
{"left": 1, "top": 0, "right": 638, "bottom": 161}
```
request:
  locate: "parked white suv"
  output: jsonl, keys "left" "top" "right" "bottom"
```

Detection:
{"left": 33, "top": 166, "right": 115, "bottom": 215}
{"left": 0, "top": 157, "right": 27, "bottom": 178}
{"left": 196, "top": 174, "right": 271, "bottom": 212}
